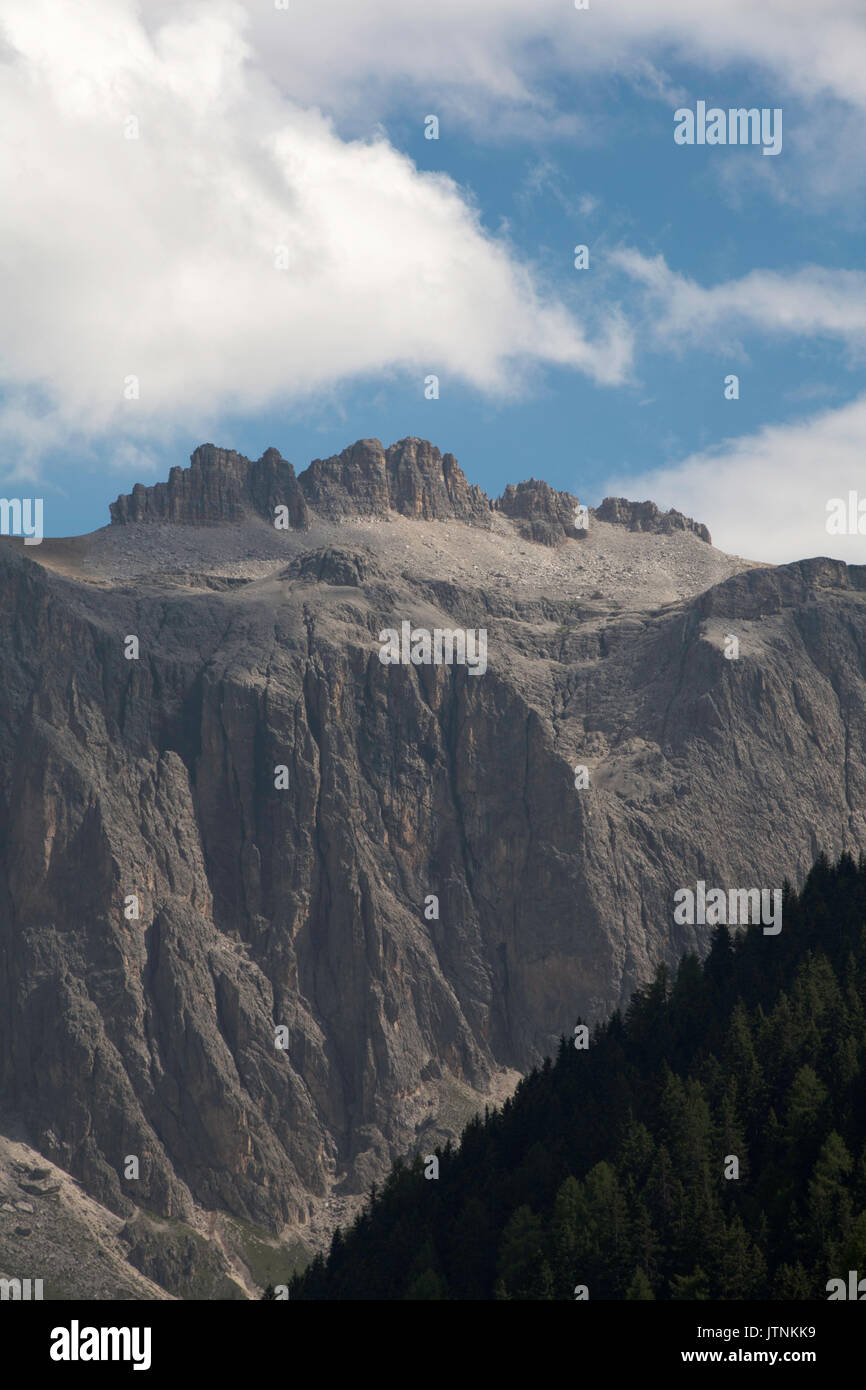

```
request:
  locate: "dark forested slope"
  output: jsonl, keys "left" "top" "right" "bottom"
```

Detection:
{"left": 288, "top": 853, "right": 866, "bottom": 1299}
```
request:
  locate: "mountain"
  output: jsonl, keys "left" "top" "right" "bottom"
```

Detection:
{"left": 2, "top": 435, "right": 866, "bottom": 1295}
{"left": 287, "top": 852, "right": 866, "bottom": 1301}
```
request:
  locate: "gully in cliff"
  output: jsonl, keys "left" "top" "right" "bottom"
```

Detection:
{"left": 378, "top": 621, "right": 487, "bottom": 676}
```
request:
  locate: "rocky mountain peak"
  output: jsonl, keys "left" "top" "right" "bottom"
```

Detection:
{"left": 188, "top": 443, "right": 247, "bottom": 472}
{"left": 495, "top": 478, "right": 582, "bottom": 547}
{"left": 108, "top": 438, "right": 712, "bottom": 552}
{"left": 297, "top": 436, "right": 491, "bottom": 524}
{"left": 110, "top": 444, "right": 309, "bottom": 530}
{"left": 109, "top": 436, "right": 492, "bottom": 531}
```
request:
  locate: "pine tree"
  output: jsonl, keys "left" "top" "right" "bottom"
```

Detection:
{"left": 549, "top": 1175, "right": 582, "bottom": 1298}
{"left": 575, "top": 1161, "right": 630, "bottom": 1297}
{"left": 723, "top": 1001, "right": 764, "bottom": 1117}
{"left": 669, "top": 1266, "right": 709, "bottom": 1299}
{"left": 772, "top": 1262, "right": 813, "bottom": 1300}
{"left": 625, "top": 1267, "right": 655, "bottom": 1300}
{"left": 497, "top": 1205, "right": 545, "bottom": 1300}
{"left": 405, "top": 1269, "right": 447, "bottom": 1300}
{"left": 718, "top": 1073, "right": 748, "bottom": 1166}
{"left": 808, "top": 1131, "right": 854, "bottom": 1264}
{"left": 785, "top": 1065, "right": 828, "bottom": 1154}
{"left": 717, "top": 1214, "right": 766, "bottom": 1299}
{"left": 839, "top": 1209, "right": 866, "bottom": 1273}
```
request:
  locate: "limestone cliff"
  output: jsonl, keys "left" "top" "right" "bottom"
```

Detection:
{"left": 109, "top": 445, "right": 309, "bottom": 530}
{"left": 2, "top": 438, "right": 861, "bottom": 1287}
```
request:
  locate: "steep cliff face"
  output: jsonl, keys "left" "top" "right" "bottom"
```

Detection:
{"left": 2, "top": 438, "right": 864, "bottom": 1269}
{"left": 109, "top": 445, "right": 309, "bottom": 529}
{"left": 110, "top": 437, "right": 491, "bottom": 533}
{"left": 297, "top": 436, "right": 490, "bottom": 523}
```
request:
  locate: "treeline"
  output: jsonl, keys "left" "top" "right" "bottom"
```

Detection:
{"left": 286, "top": 853, "right": 866, "bottom": 1299}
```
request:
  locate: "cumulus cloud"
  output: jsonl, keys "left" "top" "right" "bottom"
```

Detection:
{"left": 2, "top": 0, "right": 863, "bottom": 468}
{"left": 611, "top": 250, "right": 866, "bottom": 354}
{"left": 221, "top": 0, "right": 866, "bottom": 124}
{"left": 605, "top": 394, "right": 866, "bottom": 565}
{"left": 215, "top": 0, "right": 866, "bottom": 207}
{"left": 0, "top": 0, "right": 632, "bottom": 457}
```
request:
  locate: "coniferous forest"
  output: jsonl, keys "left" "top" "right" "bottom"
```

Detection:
{"left": 285, "top": 853, "right": 866, "bottom": 1300}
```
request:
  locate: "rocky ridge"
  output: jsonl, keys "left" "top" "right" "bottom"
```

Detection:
{"left": 109, "top": 444, "right": 310, "bottom": 530}
{"left": 108, "top": 437, "right": 710, "bottom": 546}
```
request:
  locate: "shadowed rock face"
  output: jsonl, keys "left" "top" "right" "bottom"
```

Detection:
{"left": 110, "top": 445, "right": 309, "bottom": 530}
{"left": 296, "top": 438, "right": 391, "bottom": 518}
{"left": 596, "top": 496, "right": 712, "bottom": 544}
{"left": 110, "top": 437, "right": 492, "bottom": 533}
{"left": 298, "top": 436, "right": 491, "bottom": 524}
{"left": 283, "top": 548, "right": 375, "bottom": 587}
{"left": 3, "top": 438, "right": 863, "bottom": 1254}
{"left": 495, "top": 479, "right": 581, "bottom": 547}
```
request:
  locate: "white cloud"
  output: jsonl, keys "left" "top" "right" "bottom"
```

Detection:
{"left": 0, "top": 0, "right": 632, "bottom": 455}
{"left": 2, "top": 0, "right": 864, "bottom": 464}
{"left": 220, "top": 0, "right": 866, "bottom": 125}
{"left": 612, "top": 250, "right": 866, "bottom": 354}
{"left": 217, "top": 0, "right": 866, "bottom": 206}
{"left": 605, "top": 394, "right": 866, "bottom": 565}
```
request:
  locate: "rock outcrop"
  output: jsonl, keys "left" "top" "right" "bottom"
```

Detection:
{"left": 595, "top": 496, "right": 711, "bottom": 544}
{"left": 282, "top": 547, "right": 376, "bottom": 587}
{"left": 298, "top": 436, "right": 491, "bottom": 524}
{"left": 110, "top": 445, "right": 309, "bottom": 530}
{"left": 495, "top": 479, "right": 581, "bottom": 546}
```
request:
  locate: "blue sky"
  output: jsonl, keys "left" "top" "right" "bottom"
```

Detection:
{"left": 2, "top": 1, "right": 866, "bottom": 562}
